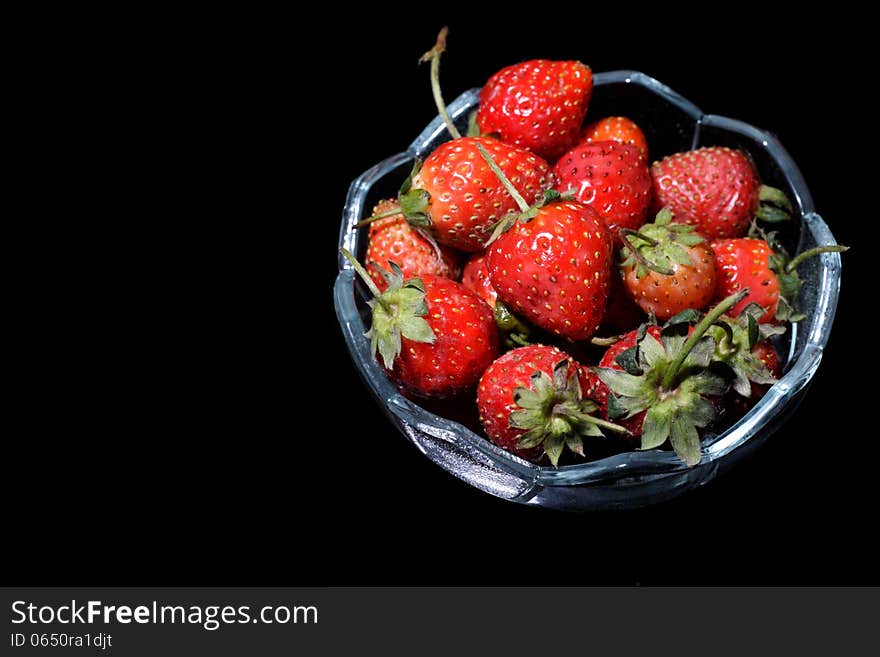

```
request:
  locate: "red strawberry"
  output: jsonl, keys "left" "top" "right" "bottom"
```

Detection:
{"left": 366, "top": 199, "right": 462, "bottom": 290}
{"left": 462, "top": 252, "right": 536, "bottom": 348}
{"left": 651, "top": 146, "right": 792, "bottom": 239}
{"left": 400, "top": 137, "right": 550, "bottom": 252}
{"left": 477, "top": 345, "right": 628, "bottom": 465}
{"left": 341, "top": 250, "right": 498, "bottom": 399}
{"left": 752, "top": 340, "right": 780, "bottom": 378}
{"left": 486, "top": 200, "right": 613, "bottom": 341}
{"left": 749, "top": 340, "right": 780, "bottom": 399}
{"left": 619, "top": 209, "right": 717, "bottom": 320}
{"left": 710, "top": 238, "right": 780, "bottom": 323}
{"left": 723, "top": 335, "right": 781, "bottom": 417}
{"left": 552, "top": 140, "right": 652, "bottom": 243}
{"left": 461, "top": 252, "right": 497, "bottom": 308}
{"left": 581, "top": 116, "right": 648, "bottom": 155}
{"left": 707, "top": 303, "right": 783, "bottom": 401}
{"left": 711, "top": 235, "right": 849, "bottom": 324}
{"left": 477, "top": 60, "right": 593, "bottom": 161}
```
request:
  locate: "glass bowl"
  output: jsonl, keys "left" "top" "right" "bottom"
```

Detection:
{"left": 334, "top": 70, "right": 843, "bottom": 511}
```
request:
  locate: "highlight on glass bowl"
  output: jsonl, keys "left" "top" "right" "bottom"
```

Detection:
{"left": 334, "top": 28, "right": 847, "bottom": 511}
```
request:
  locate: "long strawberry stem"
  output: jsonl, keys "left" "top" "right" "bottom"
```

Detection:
{"left": 419, "top": 27, "right": 461, "bottom": 140}
{"left": 576, "top": 413, "right": 632, "bottom": 436}
{"left": 661, "top": 289, "right": 749, "bottom": 390}
{"left": 354, "top": 206, "right": 402, "bottom": 228}
{"left": 476, "top": 143, "right": 530, "bottom": 212}
{"left": 340, "top": 247, "right": 383, "bottom": 298}
{"left": 785, "top": 245, "right": 849, "bottom": 273}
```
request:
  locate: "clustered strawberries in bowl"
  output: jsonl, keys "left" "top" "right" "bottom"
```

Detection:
{"left": 335, "top": 29, "right": 846, "bottom": 510}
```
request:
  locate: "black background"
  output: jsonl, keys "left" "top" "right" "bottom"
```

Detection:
{"left": 7, "top": 8, "right": 876, "bottom": 586}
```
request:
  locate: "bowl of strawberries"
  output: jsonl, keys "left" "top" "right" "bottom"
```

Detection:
{"left": 334, "top": 30, "right": 845, "bottom": 511}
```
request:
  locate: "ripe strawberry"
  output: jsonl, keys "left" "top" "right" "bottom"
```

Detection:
{"left": 708, "top": 303, "right": 783, "bottom": 398}
{"left": 723, "top": 336, "right": 781, "bottom": 417}
{"left": 477, "top": 60, "right": 593, "bottom": 161}
{"left": 651, "top": 146, "right": 792, "bottom": 239}
{"left": 366, "top": 199, "right": 462, "bottom": 290}
{"left": 477, "top": 345, "right": 628, "bottom": 466}
{"left": 710, "top": 238, "right": 779, "bottom": 323}
{"left": 581, "top": 116, "right": 648, "bottom": 155}
{"left": 486, "top": 200, "right": 613, "bottom": 341}
{"left": 748, "top": 340, "right": 781, "bottom": 400}
{"left": 398, "top": 137, "right": 550, "bottom": 252}
{"left": 594, "top": 292, "right": 747, "bottom": 465}
{"left": 552, "top": 140, "right": 652, "bottom": 242}
{"left": 711, "top": 234, "right": 848, "bottom": 324}
{"left": 619, "top": 209, "right": 717, "bottom": 320}
{"left": 461, "top": 252, "right": 537, "bottom": 348}
{"left": 461, "top": 252, "right": 497, "bottom": 308}
{"left": 341, "top": 250, "right": 498, "bottom": 399}
{"left": 752, "top": 340, "right": 780, "bottom": 378}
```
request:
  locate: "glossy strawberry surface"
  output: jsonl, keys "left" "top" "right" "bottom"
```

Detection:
{"left": 486, "top": 201, "right": 612, "bottom": 340}
{"left": 414, "top": 137, "right": 549, "bottom": 252}
{"left": 553, "top": 140, "right": 652, "bottom": 242}
{"left": 710, "top": 238, "right": 779, "bottom": 323}
{"left": 389, "top": 275, "right": 499, "bottom": 398}
{"left": 651, "top": 147, "right": 761, "bottom": 239}
{"left": 366, "top": 199, "right": 461, "bottom": 289}
{"left": 477, "top": 60, "right": 593, "bottom": 161}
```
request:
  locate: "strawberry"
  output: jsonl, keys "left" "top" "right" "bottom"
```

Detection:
{"left": 471, "top": 143, "right": 613, "bottom": 341}
{"left": 395, "top": 137, "right": 550, "bottom": 252}
{"left": 552, "top": 140, "right": 652, "bottom": 242}
{"left": 707, "top": 303, "right": 783, "bottom": 398}
{"left": 341, "top": 249, "right": 498, "bottom": 399}
{"left": 724, "top": 337, "right": 782, "bottom": 417}
{"left": 711, "top": 233, "right": 848, "bottom": 324}
{"left": 581, "top": 116, "right": 648, "bottom": 155}
{"left": 752, "top": 340, "right": 780, "bottom": 378}
{"left": 746, "top": 340, "right": 781, "bottom": 401}
{"left": 486, "top": 200, "right": 613, "bottom": 341}
{"left": 461, "top": 252, "right": 497, "bottom": 308}
{"left": 366, "top": 199, "right": 462, "bottom": 290}
{"left": 461, "top": 252, "right": 538, "bottom": 348}
{"left": 477, "top": 60, "right": 593, "bottom": 161}
{"left": 710, "top": 238, "right": 780, "bottom": 323}
{"left": 650, "top": 146, "right": 792, "bottom": 239}
{"left": 594, "top": 292, "right": 747, "bottom": 465}
{"left": 619, "top": 208, "right": 717, "bottom": 320}
{"left": 477, "top": 345, "right": 628, "bottom": 466}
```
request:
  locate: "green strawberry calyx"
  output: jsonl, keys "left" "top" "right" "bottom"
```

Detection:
{"left": 476, "top": 142, "right": 571, "bottom": 245}
{"left": 340, "top": 248, "right": 435, "bottom": 370}
{"left": 493, "top": 300, "right": 533, "bottom": 349}
{"left": 594, "top": 290, "right": 748, "bottom": 467}
{"left": 511, "top": 359, "right": 630, "bottom": 467}
{"left": 353, "top": 159, "right": 432, "bottom": 230}
{"left": 708, "top": 303, "right": 784, "bottom": 397}
{"left": 755, "top": 184, "right": 794, "bottom": 224}
{"left": 619, "top": 208, "right": 705, "bottom": 278}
